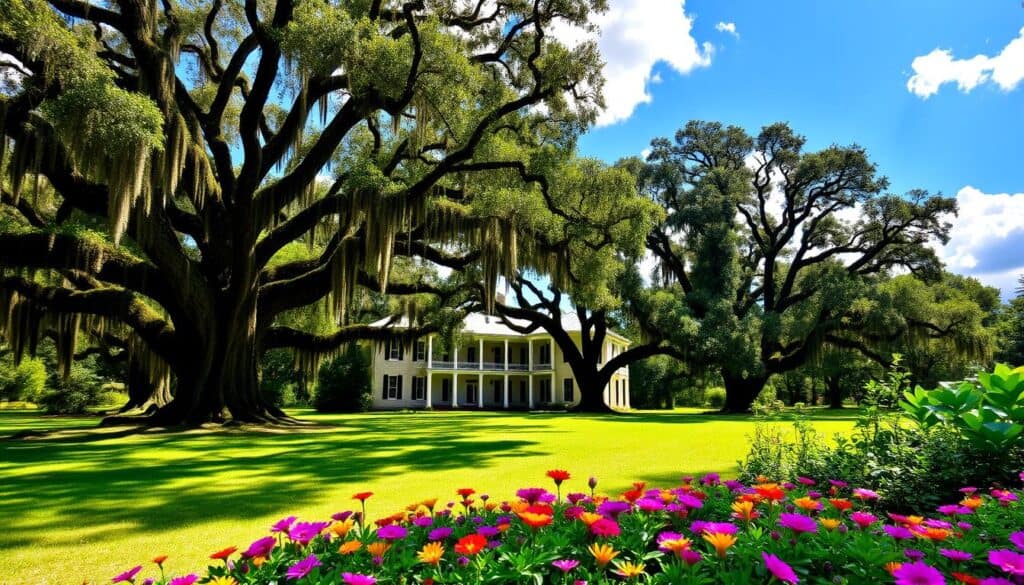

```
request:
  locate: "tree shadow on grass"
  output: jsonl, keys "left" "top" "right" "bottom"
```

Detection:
{"left": 0, "top": 413, "right": 551, "bottom": 550}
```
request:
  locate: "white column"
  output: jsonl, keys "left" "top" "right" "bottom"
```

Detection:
{"left": 625, "top": 377, "right": 631, "bottom": 409}
{"left": 454, "top": 344, "right": 459, "bottom": 370}
{"left": 452, "top": 373, "right": 459, "bottom": 408}
{"left": 427, "top": 335, "right": 433, "bottom": 368}
{"left": 477, "top": 373, "right": 483, "bottom": 408}
{"left": 550, "top": 371, "right": 555, "bottom": 403}
{"left": 503, "top": 339, "right": 509, "bottom": 371}
{"left": 549, "top": 338, "right": 555, "bottom": 368}
{"left": 503, "top": 374, "right": 509, "bottom": 408}
{"left": 528, "top": 340, "right": 533, "bottom": 369}
{"left": 478, "top": 338, "right": 484, "bottom": 370}
{"left": 528, "top": 375, "right": 534, "bottom": 409}
{"left": 426, "top": 374, "right": 433, "bottom": 408}
{"left": 603, "top": 379, "right": 610, "bottom": 407}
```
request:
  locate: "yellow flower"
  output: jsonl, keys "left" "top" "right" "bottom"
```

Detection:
{"left": 659, "top": 489, "right": 676, "bottom": 504}
{"left": 339, "top": 540, "right": 363, "bottom": 555}
{"left": 612, "top": 560, "right": 647, "bottom": 579}
{"left": 588, "top": 542, "right": 620, "bottom": 567}
{"left": 904, "top": 515, "right": 924, "bottom": 526}
{"left": 730, "top": 500, "right": 759, "bottom": 522}
{"left": 208, "top": 578, "right": 237, "bottom": 585}
{"left": 659, "top": 537, "right": 692, "bottom": 555}
{"left": 251, "top": 556, "right": 266, "bottom": 568}
{"left": 820, "top": 518, "right": 841, "bottom": 531}
{"left": 366, "top": 541, "right": 391, "bottom": 557}
{"left": 417, "top": 541, "right": 445, "bottom": 566}
{"left": 702, "top": 531, "right": 737, "bottom": 559}
{"left": 579, "top": 512, "right": 604, "bottom": 526}
{"left": 330, "top": 518, "right": 355, "bottom": 538}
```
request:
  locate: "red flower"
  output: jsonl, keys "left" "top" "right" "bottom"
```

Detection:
{"left": 951, "top": 573, "right": 981, "bottom": 585}
{"left": 353, "top": 492, "right": 374, "bottom": 502}
{"left": 547, "top": 469, "right": 571, "bottom": 485}
{"left": 623, "top": 489, "right": 643, "bottom": 503}
{"left": 454, "top": 533, "right": 488, "bottom": 556}
{"left": 151, "top": 555, "right": 168, "bottom": 565}
{"left": 829, "top": 498, "right": 853, "bottom": 512}
{"left": 210, "top": 546, "right": 237, "bottom": 560}
{"left": 456, "top": 488, "right": 476, "bottom": 498}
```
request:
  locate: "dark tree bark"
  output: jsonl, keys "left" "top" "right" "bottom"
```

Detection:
{"left": 118, "top": 356, "right": 172, "bottom": 415}
{"left": 826, "top": 376, "right": 844, "bottom": 409}
{"left": 720, "top": 372, "right": 768, "bottom": 413}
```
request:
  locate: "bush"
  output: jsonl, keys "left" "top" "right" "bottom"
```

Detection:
{"left": 37, "top": 362, "right": 105, "bottom": 414}
{"left": 704, "top": 386, "right": 726, "bottom": 409}
{"left": 314, "top": 344, "right": 371, "bottom": 413}
{"left": 102, "top": 468, "right": 1024, "bottom": 585}
{"left": 0, "top": 357, "right": 46, "bottom": 402}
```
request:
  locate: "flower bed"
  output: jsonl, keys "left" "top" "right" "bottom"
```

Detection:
{"left": 111, "top": 471, "right": 1024, "bottom": 584}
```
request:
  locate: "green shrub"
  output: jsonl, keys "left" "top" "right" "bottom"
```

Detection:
{"left": 704, "top": 386, "right": 726, "bottom": 409}
{"left": 0, "top": 357, "right": 46, "bottom": 402}
{"left": 314, "top": 344, "right": 371, "bottom": 413}
{"left": 38, "top": 362, "right": 104, "bottom": 414}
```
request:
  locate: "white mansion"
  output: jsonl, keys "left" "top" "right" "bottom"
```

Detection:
{"left": 367, "top": 312, "right": 632, "bottom": 410}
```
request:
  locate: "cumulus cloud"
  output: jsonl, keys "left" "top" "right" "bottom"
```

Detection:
{"left": 907, "top": 27, "right": 1024, "bottom": 98}
{"left": 715, "top": 21, "right": 739, "bottom": 38}
{"left": 555, "top": 0, "right": 712, "bottom": 126}
{"left": 938, "top": 186, "right": 1024, "bottom": 297}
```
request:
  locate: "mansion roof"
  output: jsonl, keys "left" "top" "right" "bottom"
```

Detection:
{"left": 367, "top": 312, "right": 631, "bottom": 344}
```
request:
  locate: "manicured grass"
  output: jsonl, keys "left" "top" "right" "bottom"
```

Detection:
{"left": 0, "top": 408, "right": 858, "bottom": 585}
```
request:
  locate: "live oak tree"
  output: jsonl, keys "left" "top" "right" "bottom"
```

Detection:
{"left": 0, "top": 0, "right": 610, "bottom": 424}
{"left": 641, "top": 121, "right": 958, "bottom": 412}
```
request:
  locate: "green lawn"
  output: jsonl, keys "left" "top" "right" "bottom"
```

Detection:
{"left": 0, "top": 408, "right": 858, "bottom": 585}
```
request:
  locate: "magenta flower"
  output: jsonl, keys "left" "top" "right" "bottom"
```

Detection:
{"left": 342, "top": 574, "right": 377, "bottom": 585}
{"left": 762, "top": 552, "right": 799, "bottom": 584}
{"left": 428, "top": 527, "right": 453, "bottom": 541}
{"left": 288, "top": 521, "right": 330, "bottom": 545}
{"left": 413, "top": 516, "right": 433, "bottom": 528}
{"left": 978, "top": 578, "right": 1014, "bottom": 585}
{"left": 552, "top": 559, "right": 580, "bottom": 573}
{"left": 597, "top": 500, "right": 632, "bottom": 518}
{"left": 112, "top": 566, "right": 143, "bottom": 584}
{"left": 1011, "top": 531, "right": 1024, "bottom": 551}
{"left": 939, "top": 549, "right": 973, "bottom": 562}
{"left": 677, "top": 493, "right": 704, "bottom": 509}
{"left": 287, "top": 554, "right": 322, "bottom": 580}
{"left": 332, "top": 511, "right": 354, "bottom": 522}
{"left": 829, "top": 479, "right": 848, "bottom": 488}
{"left": 589, "top": 518, "right": 621, "bottom": 537}
{"left": 989, "top": 549, "right": 1024, "bottom": 576}
{"left": 636, "top": 498, "right": 666, "bottom": 512}
{"left": 516, "top": 488, "right": 553, "bottom": 504}
{"left": 271, "top": 516, "right": 297, "bottom": 533}
{"left": 852, "top": 488, "right": 879, "bottom": 500}
{"left": 797, "top": 476, "right": 816, "bottom": 486}
{"left": 690, "top": 521, "right": 737, "bottom": 535}
{"left": 778, "top": 513, "right": 817, "bottom": 534}
{"left": 243, "top": 536, "right": 276, "bottom": 559}
{"left": 884, "top": 525, "right": 915, "bottom": 540}
{"left": 680, "top": 549, "right": 702, "bottom": 566}
{"left": 850, "top": 512, "right": 877, "bottom": 529}
{"left": 168, "top": 576, "right": 198, "bottom": 585}
{"left": 376, "top": 525, "right": 408, "bottom": 540}
{"left": 892, "top": 561, "right": 945, "bottom": 585}
{"left": 567, "top": 493, "right": 588, "bottom": 505}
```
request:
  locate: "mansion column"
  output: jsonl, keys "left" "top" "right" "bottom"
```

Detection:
{"left": 502, "top": 374, "right": 509, "bottom": 409}
{"left": 452, "top": 372, "right": 459, "bottom": 408}
{"left": 477, "top": 372, "right": 484, "bottom": 408}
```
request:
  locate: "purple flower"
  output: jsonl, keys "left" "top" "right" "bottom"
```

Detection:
{"left": 271, "top": 516, "right": 297, "bottom": 533}
{"left": 690, "top": 521, "right": 737, "bottom": 535}
{"left": 797, "top": 476, "right": 816, "bottom": 486}
{"left": 636, "top": 498, "right": 665, "bottom": 512}
{"left": 884, "top": 525, "right": 915, "bottom": 540}
{"left": 724, "top": 480, "right": 745, "bottom": 491}
{"left": 342, "top": 573, "right": 377, "bottom": 585}
{"left": 168, "top": 576, "right": 198, "bottom": 585}
{"left": 112, "top": 566, "right": 142, "bottom": 584}
{"left": 287, "top": 554, "right": 322, "bottom": 580}
{"left": 850, "top": 512, "right": 877, "bottom": 529}
{"left": 778, "top": 513, "right": 817, "bottom": 534}
{"left": 428, "top": 527, "right": 453, "bottom": 541}
{"left": 477, "top": 525, "right": 500, "bottom": 538}
{"left": 681, "top": 549, "right": 702, "bottom": 565}
{"left": 677, "top": 494, "right": 703, "bottom": 509}
{"left": 413, "top": 516, "right": 433, "bottom": 528}
{"left": 597, "top": 500, "right": 632, "bottom": 518}
{"left": 960, "top": 487, "right": 978, "bottom": 495}
{"left": 1010, "top": 531, "right": 1024, "bottom": 551}
{"left": 376, "top": 525, "right": 408, "bottom": 540}
{"left": 939, "top": 549, "right": 973, "bottom": 562}
{"left": 332, "top": 511, "right": 354, "bottom": 522}
{"left": 762, "top": 552, "right": 799, "bottom": 584}
{"left": 904, "top": 549, "right": 925, "bottom": 561}
{"left": 989, "top": 549, "right": 1024, "bottom": 576}
{"left": 829, "top": 479, "right": 848, "bottom": 488}
{"left": 701, "top": 472, "right": 721, "bottom": 486}
{"left": 552, "top": 559, "right": 580, "bottom": 573}
{"left": 937, "top": 505, "right": 961, "bottom": 516}
{"left": 892, "top": 562, "right": 945, "bottom": 585}
{"left": 289, "top": 521, "right": 330, "bottom": 545}
{"left": 979, "top": 578, "right": 1015, "bottom": 585}
{"left": 567, "top": 493, "right": 588, "bottom": 505}
{"left": 243, "top": 536, "right": 276, "bottom": 559}
{"left": 924, "top": 519, "right": 952, "bottom": 529}
{"left": 516, "top": 488, "right": 552, "bottom": 504}
{"left": 142, "top": 579, "right": 154, "bottom": 585}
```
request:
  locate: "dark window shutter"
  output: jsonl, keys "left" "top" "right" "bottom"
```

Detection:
{"left": 383, "top": 375, "right": 389, "bottom": 398}
{"left": 397, "top": 376, "right": 403, "bottom": 399}
{"left": 398, "top": 339, "right": 404, "bottom": 361}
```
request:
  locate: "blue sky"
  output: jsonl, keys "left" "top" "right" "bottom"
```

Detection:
{"left": 571, "top": 0, "right": 1024, "bottom": 298}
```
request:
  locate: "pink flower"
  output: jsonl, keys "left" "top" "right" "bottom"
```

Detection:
{"left": 168, "top": 576, "right": 198, "bottom": 585}
{"left": 762, "top": 552, "right": 799, "bottom": 584}
{"left": 552, "top": 559, "right": 580, "bottom": 573}
{"left": 342, "top": 574, "right": 377, "bottom": 585}
{"left": 1011, "top": 531, "right": 1024, "bottom": 551}
{"left": 243, "top": 536, "right": 276, "bottom": 559}
{"left": 287, "top": 554, "right": 322, "bottom": 580}
{"left": 939, "top": 549, "right": 973, "bottom": 562}
{"left": 989, "top": 549, "right": 1024, "bottom": 576}
{"left": 778, "top": 513, "right": 817, "bottom": 534}
{"left": 884, "top": 525, "right": 915, "bottom": 540}
{"left": 589, "top": 518, "right": 621, "bottom": 537}
{"left": 112, "top": 566, "right": 143, "bottom": 584}
{"left": 892, "top": 561, "right": 945, "bottom": 585}
{"left": 680, "top": 549, "right": 702, "bottom": 566}
{"left": 850, "top": 512, "right": 877, "bottom": 529}
{"left": 852, "top": 488, "right": 879, "bottom": 501}
{"left": 271, "top": 516, "right": 297, "bottom": 533}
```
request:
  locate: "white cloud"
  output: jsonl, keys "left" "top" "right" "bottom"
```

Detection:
{"left": 907, "top": 27, "right": 1024, "bottom": 98}
{"left": 938, "top": 186, "right": 1024, "bottom": 297}
{"left": 555, "top": 0, "right": 712, "bottom": 126}
{"left": 715, "top": 21, "right": 739, "bottom": 38}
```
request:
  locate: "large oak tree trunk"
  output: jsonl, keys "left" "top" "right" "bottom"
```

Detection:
{"left": 117, "top": 356, "right": 172, "bottom": 415}
{"left": 720, "top": 372, "right": 768, "bottom": 413}
{"left": 571, "top": 372, "right": 615, "bottom": 414}
{"left": 827, "top": 376, "right": 844, "bottom": 409}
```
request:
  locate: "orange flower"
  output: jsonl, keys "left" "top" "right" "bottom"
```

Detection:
{"left": 885, "top": 562, "right": 903, "bottom": 575}
{"left": 353, "top": 492, "right": 374, "bottom": 502}
{"left": 339, "top": 540, "right": 363, "bottom": 555}
{"left": 702, "top": 532, "right": 737, "bottom": 559}
{"left": 484, "top": 502, "right": 498, "bottom": 511}
{"left": 366, "top": 541, "right": 391, "bottom": 557}
{"left": 518, "top": 511, "right": 553, "bottom": 529}
{"left": 417, "top": 542, "right": 445, "bottom": 566}
{"left": 829, "top": 498, "right": 853, "bottom": 512}
{"left": 422, "top": 498, "right": 438, "bottom": 511}
{"left": 960, "top": 497, "right": 983, "bottom": 510}
{"left": 730, "top": 500, "right": 760, "bottom": 522}
{"left": 210, "top": 546, "right": 237, "bottom": 560}
{"left": 658, "top": 489, "right": 676, "bottom": 504}
{"left": 588, "top": 542, "right": 620, "bottom": 567}
{"left": 456, "top": 488, "right": 476, "bottom": 498}
{"left": 152, "top": 555, "right": 168, "bottom": 565}
{"left": 612, "top": 560, "right": 647, "bottom": 579}
{"left": 579, "top": 512, "right": 604, "bottom": 526}
{"left": 510, "top": 500, "right": 530, "bottom": 514}
{"left": 251, "top": 556, "right": 266, "bottom": 568}
{"left": 904, "top": 515, "right": 924, "bottom": 527}
{"left": 497, "top": 522, "right": 511, "bottom": 533}
{"left": 659, "top": 536, "right": 692, "bottom": 555}
{"left": 820, "top": 518, "right": 841, "bottom": 531}
{"left": 917, "top": 527, "right": 951, "bottom": 541}
{"left": 546, "top": 469, "right": 571, "bottom": 484}
{"left": 330, "top": 519, "right": 355, "bottom": 538}
{"left": 755, "top": 484, "right": 786, "bottom": 503}
{"left": 794, "top": 497, "right": 823, "bottom": 512}
{"left": 454, "top": 533, "right": 487, "bottom": 556}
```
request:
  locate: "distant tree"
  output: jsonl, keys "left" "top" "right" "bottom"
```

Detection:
{"left": 640, "top": 121, "right": 959, "bottom": 412}
{"left": 313, "top": 343, "right": 371, "bottom": 413}
{"left": 0, "top": 0, "right": 609, "bottom": 424}
{"left": 995, "top": 275, "right": 1024, "bottom": 367}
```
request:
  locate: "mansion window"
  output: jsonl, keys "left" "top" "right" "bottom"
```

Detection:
{"left": 538, "top": 344, "right": 551, "bottom": 364}
{"left": 386, "top": 338, "right": 403, "bottom": 361}
{"left": 414, "top": 340, "right": 427, "bottom": 362}
{"left": 539, "top": 379, "right": 552, "bottom": 403}
{"left": 412, "top": 376, "right": 427, "bottom": 400}
{"left": 466, "top": 380, "right": 478, "bottom": 404}
{"left": 563, "top": 378, "right": 574, "bottom": 403}
{"left": 383, "top": 375, "right": 403, "bottom": 400}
